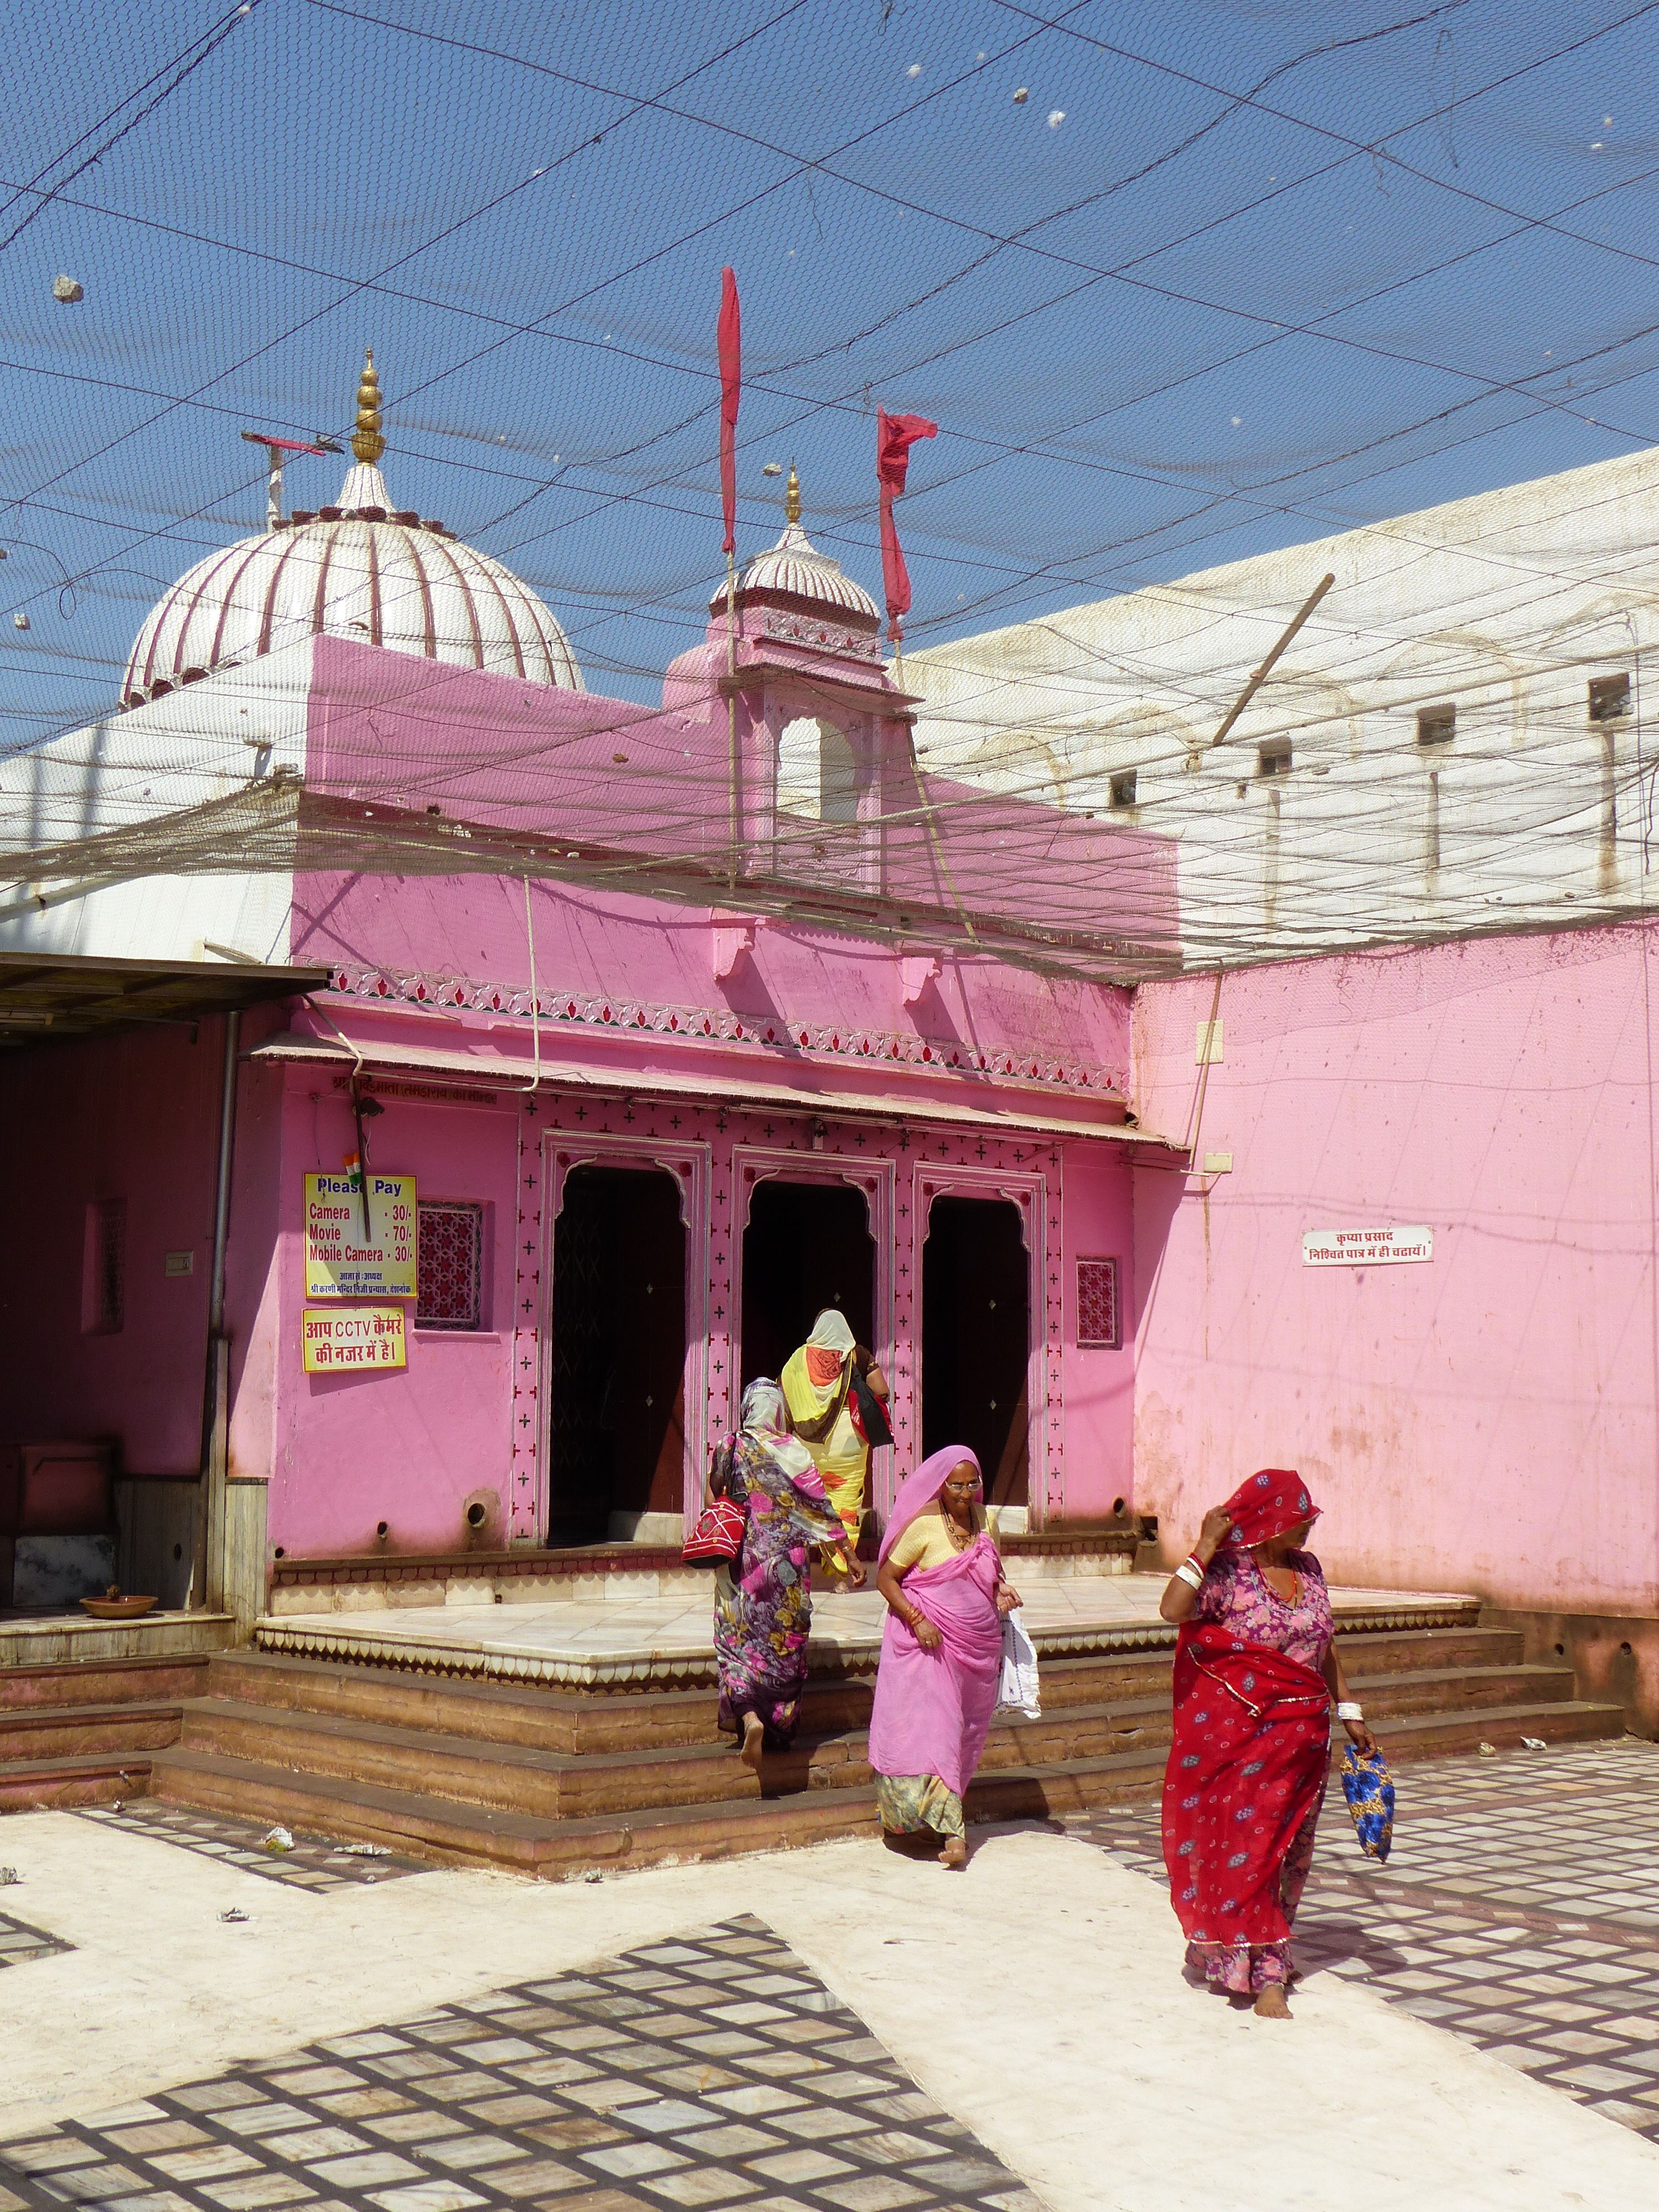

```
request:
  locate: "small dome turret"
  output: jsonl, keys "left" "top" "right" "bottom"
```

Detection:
{"left": 711, "top": 465, "right": 881, "bottom": 631}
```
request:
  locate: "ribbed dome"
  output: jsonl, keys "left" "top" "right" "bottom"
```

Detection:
{"left": 123, "top": 390, "right": 581, "bottom": 707}
{"left": 730, "top": 519, "right": 880, "bottom": 624}
{"left": 711, "top": 469, "right": 881, "bottom": 632}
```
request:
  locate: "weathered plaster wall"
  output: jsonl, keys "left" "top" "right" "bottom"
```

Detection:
{"left": 258, "top": 1079, "right": 520, "bottom": 1560}
{"left": 1129, "top": 924, "right": 1659, "bottom": 1615}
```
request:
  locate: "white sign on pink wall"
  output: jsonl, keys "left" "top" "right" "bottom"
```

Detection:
{"left": 1302, "top": 1225, "right": 1433, "bottom": 1266}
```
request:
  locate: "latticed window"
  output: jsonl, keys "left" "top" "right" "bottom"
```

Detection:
{"left": 82, "top": 1198, "right": 126, "bottom": 1335}
{"left": 416, "top": 1202, "right": 484, "bottom": 1331}
{"left": 1076, "top": 1256, "right": 1120, "bottom": 1349}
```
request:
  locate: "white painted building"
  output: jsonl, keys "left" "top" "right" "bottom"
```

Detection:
{"left": 909, "top": 446, "right": 1659, "bottom": 969}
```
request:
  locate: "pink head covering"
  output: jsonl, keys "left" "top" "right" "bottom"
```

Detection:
{"left": 878, "top": 1444, "right": 983, "bottom": 1563}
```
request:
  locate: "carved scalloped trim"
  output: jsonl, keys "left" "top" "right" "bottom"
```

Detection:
{"left": 325, "top": 962, "right": 1121, "bottom": 1095}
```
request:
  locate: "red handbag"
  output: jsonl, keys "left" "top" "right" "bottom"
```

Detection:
{"left": 683, "top": 1496, "right": 745, "bottom": 1566}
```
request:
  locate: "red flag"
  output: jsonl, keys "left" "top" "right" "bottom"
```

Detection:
{"left": 718, "top": 267, "right": 740, "bottom": 559}
{"left": 877, "top": 408, "right": 937, "bottom": 641}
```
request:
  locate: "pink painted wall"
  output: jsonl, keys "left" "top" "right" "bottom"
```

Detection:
{"left": 0, "top": 1021, "right": 222, "bottom": 1474}
{"left": 291, "top": 871, "right": 1134, "bottom": 1113}
{"left": 1129, "top": 926, "right": 1659, "bottom": 1615}
{"left": 1061, "top": 1139, "right": 1138, "bottom": 1517}
{"left": 254, "top": 1075, "right": 520, "bottom": 1558}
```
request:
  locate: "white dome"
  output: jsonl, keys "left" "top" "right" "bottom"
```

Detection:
{"left": 123, "top": 457, "right": 581, "bottom": 707}
{"left": 734, "top": 519, "right": 880, "bottom": 623}
{"left": 712, "top": 472, "right": 881, "bottom": 632}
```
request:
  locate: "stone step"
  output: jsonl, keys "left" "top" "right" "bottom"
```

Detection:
{"left": 0, "top": 1700, "right": 186, "bottom": 1764}
{"left": 147, "top": 1744, "right": 1166, "bottom": 1877}
{"left": 0, "top": 1655, "right": 211, "bottom": 1711}
{"left": 0, "top": 1750, "right": 153, "bottom": 1813}
{"left": 1326, "top": 1626, "right": 1524, "bottom": 1676}
{"left": 201, "top": 1621, "right": 1530, "bottom": 1757}
{"left": 173, "top": 1652, "right": 1587, "bottom": 1826}
{"left": 147, "top": 1695, "right": 1625, "bottom": 1882}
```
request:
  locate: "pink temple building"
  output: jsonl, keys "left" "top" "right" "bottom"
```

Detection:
{"left": 0, "top": 372, "right": 1182, "bottom": 1626}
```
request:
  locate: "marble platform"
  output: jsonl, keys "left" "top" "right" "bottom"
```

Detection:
{"left": 255, "top": 1575, "right": 1481, "bottom": 1691}
{"left": 0, "top": 1608, "right": 236, "bottom": 1668}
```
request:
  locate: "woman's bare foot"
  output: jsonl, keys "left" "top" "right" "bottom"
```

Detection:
{"left": 1253, "top": 1984, "right": 1292, "bottom": 2020}
{"left": 940, "top": 1833, "right": 968, "bottom": 1870}
{"left": 740, "top": 1714, "right": 764, "bottom": 1772}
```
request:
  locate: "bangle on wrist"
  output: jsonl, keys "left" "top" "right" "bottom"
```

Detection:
{"left": 1335, "top": 1701, "right": 1363, "bottom": 1723}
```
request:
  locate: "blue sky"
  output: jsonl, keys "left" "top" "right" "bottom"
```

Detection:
{"left": 2, "top": 0, "right": 1658, "bottom": 731}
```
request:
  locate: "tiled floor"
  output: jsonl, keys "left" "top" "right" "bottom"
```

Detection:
{"left": 73, "top": 1804, "right": 424, "bottom": 1893}
{"left": 1070, "top": 1737, "right": 1659, "bottom": 2142}
{"left": 0, "top": 1909, "right": 70, "bottom": 1970}
{"left": 0, "top": 1916, "right": 1039, "bottom": 2212}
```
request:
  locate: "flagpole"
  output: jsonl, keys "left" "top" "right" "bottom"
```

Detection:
{"left": 726, "top": 546, "right": 738, "bottom": 892}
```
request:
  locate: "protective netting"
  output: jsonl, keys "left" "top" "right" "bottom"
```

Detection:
{"left": 3, "top": 1, "right": 1659, "bottom": 978}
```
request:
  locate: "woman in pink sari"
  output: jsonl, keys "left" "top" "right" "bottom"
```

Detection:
{"left": 869, "top": 1446, "right": 1021, "bottom": 1869}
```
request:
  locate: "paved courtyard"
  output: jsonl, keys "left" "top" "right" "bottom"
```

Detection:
{"left": 1073, "top": 1735, "right": 1659, "bottom": 2145}
{"left": 0, "top": 1745, "right": 1655, "bottom": 2211}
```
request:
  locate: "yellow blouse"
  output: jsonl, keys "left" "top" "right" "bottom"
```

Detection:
{"left": 886, "top": 1506, "right": 990, "bottom": 1574}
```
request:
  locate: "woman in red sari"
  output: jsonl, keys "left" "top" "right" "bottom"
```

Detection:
{"left": 1159, "top": 1469, "right": 1376, "bottom": 2018}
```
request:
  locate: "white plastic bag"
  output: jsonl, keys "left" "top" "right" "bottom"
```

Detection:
{"left": 995, "top": 1606, "right": 1041, "bottom": 1718}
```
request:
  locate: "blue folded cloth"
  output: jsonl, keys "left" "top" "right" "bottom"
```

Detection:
{"left": 1340, "top": 1741, "right": 1395, "bottom": 1862}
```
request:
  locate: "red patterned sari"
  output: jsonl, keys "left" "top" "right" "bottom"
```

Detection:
{"left": 1161, "top": 1552, "right": 1334, "bottom": 1995}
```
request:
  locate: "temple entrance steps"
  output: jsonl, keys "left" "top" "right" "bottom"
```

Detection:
{"left": 0, "top": 1654, "right": 213, "bottom": 1811}
{"left": 137, "top": 1614, "right": 1627, "bottom": 1877}
{"left": 0, "top": 1612, "right": 237, "bottom": 1809}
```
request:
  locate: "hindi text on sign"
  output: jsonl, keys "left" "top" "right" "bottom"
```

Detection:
{"left": 301, "top": 1305, "right": 408, "bottom": 1372}
{"left": 1302, "top": 1225, "right": 1433, "bottom": 1267}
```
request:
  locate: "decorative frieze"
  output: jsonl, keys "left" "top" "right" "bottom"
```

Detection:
{"left": 325, "top": 962, "right": 1122, "bottom": 1098}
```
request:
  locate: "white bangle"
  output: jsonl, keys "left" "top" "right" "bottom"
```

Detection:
{"left": 1335, "top": 1702, "right": 1363, "bottom": 1723}
{"left": 1173, "top": 1559, "right": 1204, "bottom": 1592}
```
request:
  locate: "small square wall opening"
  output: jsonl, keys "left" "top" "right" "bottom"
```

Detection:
{"left": 1416, "top": 703, "right": 1455, "bottom": 745}
{"left": 1109, "top": 769, "right": 1138, "bottom": 810}
{"left": 1256, "top": 739, "right": 1291, "bottom": 777}
{"left": 1589, "top": 674, "right": 1631, "bottom": 722}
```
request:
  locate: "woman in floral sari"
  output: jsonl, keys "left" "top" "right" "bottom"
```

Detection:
{"left": 1159, "top": 1468, "right": 1376, "bottom": 2018}
{"left": 711, "top": 1379, "right": 864, "bottom": 1771}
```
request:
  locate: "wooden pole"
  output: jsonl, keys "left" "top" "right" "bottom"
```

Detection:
{"left": 726, "top": 548, "right": 739, "bottom": 891}
{"left": 1210, "top": 572, "right": 1336, "bottom": 749}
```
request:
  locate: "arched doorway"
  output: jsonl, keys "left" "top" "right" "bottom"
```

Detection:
{"left": 921, "top": 1194, "right": 1030, "bottom": 1507}
{"left": 740, "top": 1180, "right": 875, "bottom": 1389}
{"left": 546, "top": 1162, "right": 686, "bottom": 1547}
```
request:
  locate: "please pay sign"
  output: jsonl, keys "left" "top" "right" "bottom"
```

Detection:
{"left": 1302, "top": 1225, "right": 1433, "bottom": 1267}
{"left": 304, "top": 1171, "right": 418, "bottom": 1298}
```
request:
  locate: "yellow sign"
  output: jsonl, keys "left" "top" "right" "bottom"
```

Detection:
{"left": 302, "top": 1305, "right": 408, "bottom": 1372}
{"left": 304, "top": 1172, "right": 418, "bottom": 1300}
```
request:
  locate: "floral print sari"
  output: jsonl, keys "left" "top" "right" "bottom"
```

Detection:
{"left": 712, "top": 1381, "right": 846, "bottom": 1751}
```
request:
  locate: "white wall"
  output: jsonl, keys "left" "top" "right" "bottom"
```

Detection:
{"left": 910, "top": 447, "right": 1659, "bottom": 968}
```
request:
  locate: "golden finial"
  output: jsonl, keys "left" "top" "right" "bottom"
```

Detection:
{"left": 351, "top": 348, "right": 385, "bottom": 464}
{"left": 784, "top": 461, "right": 801, "bottom": 524}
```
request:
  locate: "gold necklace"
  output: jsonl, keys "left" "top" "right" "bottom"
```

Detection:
{"left": 941, "top": 1503, "right": 974, "bottom": 1551}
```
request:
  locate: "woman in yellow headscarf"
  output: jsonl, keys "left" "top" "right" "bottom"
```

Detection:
{"left": 781, "top": 1310, "right": 889, "bottom": 1590}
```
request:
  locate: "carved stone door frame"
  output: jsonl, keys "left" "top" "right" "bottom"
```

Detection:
{"left": 729, "top": 1145, "right": 898, "bottom": 1514}
{"left": 912, "top": 1161, "right": 1055, "bottom": 1525}
{"left": 537, "top": 1130, "right": 712, "bottom": 1535}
